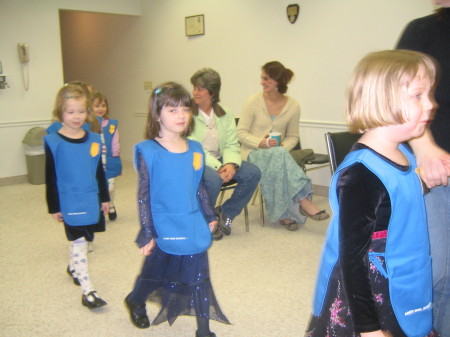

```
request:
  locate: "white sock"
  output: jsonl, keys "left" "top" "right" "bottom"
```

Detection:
{"left": 71, "top": 237, "right": 95, "bottom": 295}
{"left": 68, "top": 244, "right": 74, "bottom": 271}
{"left": 108, "top": 178, "right": 115, "bottom": 211}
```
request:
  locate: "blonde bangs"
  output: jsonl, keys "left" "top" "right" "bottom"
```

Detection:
{"left": 346, "top": 50, "right": 437, "bottom": 133}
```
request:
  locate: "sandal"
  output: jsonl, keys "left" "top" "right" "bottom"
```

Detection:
{"left": 279, "top": 219, "right": 299, "bottom": 231}
{"left": 299, "top": 208, "right": 330, "bottom": 221}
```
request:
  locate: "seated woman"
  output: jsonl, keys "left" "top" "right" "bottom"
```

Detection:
{"left": 189, "top": 68, "right": 261, "bottom": 240}
{"left": 237, "top": 61, "right": 329, "bottom": 231}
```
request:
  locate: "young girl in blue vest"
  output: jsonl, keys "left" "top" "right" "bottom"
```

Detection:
{"left": 44, "top": 84, "right": 110, "bottom": 309}
{"left": 305, "top": 50, "right": 439, "bottom": 337}
{"left": 92, "top": 91, "right": 122, "bottom": 221}
{"left": 124, "top": 82, "right": 230, "bottom": 337}
{"left": 47, "top": 81, "right": 98, "bottom": 134}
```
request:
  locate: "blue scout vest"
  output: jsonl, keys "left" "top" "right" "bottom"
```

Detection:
{"left": 47, "top": 121, "right": 90, "bottom": 134}
{"left": 44, "top": 132, "right": 102, "bottom": 227}
{"left": 313, "top": 144, "right": 432, "bottom": 337}
{"left": 134, "top": 139, "right": 212, "bottom": 255}
{"left": 98, "top": 118, "right": 122, "bottom": 179}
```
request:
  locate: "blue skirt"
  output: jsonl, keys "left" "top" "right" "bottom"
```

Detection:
{"left": 135, "top": 245, "right": 230, "bottom": 326}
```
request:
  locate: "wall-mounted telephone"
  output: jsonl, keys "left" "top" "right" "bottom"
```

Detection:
{"left": 18, "top": 43, "right": 30, "bottom": 91}
{"left": 18, "top": 43, "right": 30, "bottom": 63}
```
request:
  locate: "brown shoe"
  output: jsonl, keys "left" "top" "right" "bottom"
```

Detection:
{"left": 299, "top": 208, "right": 330, "bottom": 221}
{"left": 279, "top": 219, "right": 299, "bottom": 231}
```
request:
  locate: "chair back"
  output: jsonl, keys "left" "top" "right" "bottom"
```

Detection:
{"left": 325, "top": 131, "right": 362, "bottom": 174}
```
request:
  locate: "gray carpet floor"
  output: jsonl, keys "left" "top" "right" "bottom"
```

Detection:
{"left": 0, "top": 162, "right": 331, "bottom": 337}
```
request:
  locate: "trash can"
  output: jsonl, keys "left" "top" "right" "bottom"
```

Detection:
{"left": 22, "top": 127, "right": 47, "bottom": 185}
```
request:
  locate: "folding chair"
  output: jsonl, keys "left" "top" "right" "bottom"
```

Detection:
{"left": 324, "top": 131, "right": 362, "bottom": 174}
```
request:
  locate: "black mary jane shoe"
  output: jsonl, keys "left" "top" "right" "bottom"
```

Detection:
{"left": 195, "top": 331, "right": 216, "bottom": 337}
{"left": 82, "top": 291, "right": 107, "bottom": 309}
{"left": 124, "top": 295, "right": 150, "bottom": 329}
{"left": 108, "top": 207, "right": 117, "bottom": 221}
{"left": 66, "top": 266, "right": 80, "bottom": 286}
{"left": 212, "top": 227, "right": 224, "bottom": 241}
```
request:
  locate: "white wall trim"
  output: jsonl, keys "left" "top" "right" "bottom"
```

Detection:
{"left": 133, "top": 112, "right": 147, "bottom": 118}
{"left": 0, "top": 119, "right": 51, "bottom": 128}
{"left": 299, "top": 120, "right": 347, "bottom": 131}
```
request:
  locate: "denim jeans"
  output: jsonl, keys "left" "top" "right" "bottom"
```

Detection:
{"left": 203, "top": 161, "right": 261, "bottom": 220}
{"left": 425, "top": 180, "right": 450, "bottom": 336}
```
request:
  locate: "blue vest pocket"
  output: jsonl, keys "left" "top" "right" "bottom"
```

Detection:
{"left": 368, "top": 252, "right": 388, "bottom": 278}
{"left": 153, "top": 210, "right": 212, "bottom": 255}
{"left": 389, "top": 258, "right": 432, "bottom": 337}
{"left": 60, "top": 191, "right": 100, "bottom": 226}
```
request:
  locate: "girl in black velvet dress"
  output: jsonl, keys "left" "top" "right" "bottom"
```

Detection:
{"left": 306, "top": 50, "right": 439, "bottom": 337}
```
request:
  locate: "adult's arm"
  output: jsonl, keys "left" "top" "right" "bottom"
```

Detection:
{"left": 409, "top": 129, "right": 450, "bottom": 187}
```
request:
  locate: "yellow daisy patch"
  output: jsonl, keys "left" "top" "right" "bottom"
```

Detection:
{"left": 193, "top": 152, "right": 203, "bottom": 170}
{"left": 109, "top": 124, "right": 115, "bottom": 134}
{"left": 90, "top": 142, "right": 100, "bottom": 157}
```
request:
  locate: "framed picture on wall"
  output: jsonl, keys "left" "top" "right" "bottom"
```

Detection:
{"left": 185, "top": 14, "right": 205, "bottom": 36}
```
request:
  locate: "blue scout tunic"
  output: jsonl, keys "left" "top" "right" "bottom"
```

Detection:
{"left": 47, "top": 121, "right": 90, "bottom": 134}
{"left": 134, "top": 139, "right": 212, "bottom": 255}
{"left": 44, "top": 132, "right": 102, "bottom": 227}
{"left": 100, "top": 118, "right": 122, "bottom": 179}
{"left": 313, "top": 144, "right": 432, "bottom": 337}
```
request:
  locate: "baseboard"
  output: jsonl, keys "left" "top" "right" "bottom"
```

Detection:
{"left": 0, "top": 173, "right": 330, "bottom": 199}
{"left": 312, "top": 184, "right": 328, "bottom": 197}
{"left": 0, "top": 175, "right": 28, "bottom": 186}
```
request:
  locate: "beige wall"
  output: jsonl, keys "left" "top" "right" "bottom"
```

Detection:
{"left": 0, "top": 0, "right": 140, "bottom": 179}
{"left": 0, "top": 0, "right": 434, "bottom": 184}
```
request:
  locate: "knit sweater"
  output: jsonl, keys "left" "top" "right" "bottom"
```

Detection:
{"left": 237, "top": 93, "right": 300, "bottom": 160}
{"left": 396, "top": 8, "right": 450, "bottom": 153}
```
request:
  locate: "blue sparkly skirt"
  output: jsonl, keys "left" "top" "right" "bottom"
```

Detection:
{"left": 136, "top": 245, "right": 230, "bottom": 326}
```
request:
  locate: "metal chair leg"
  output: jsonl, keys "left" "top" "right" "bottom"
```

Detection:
{"left": 251, "top": 185, "right": 260, "bottom": 206}
{"left": 260, "top": 191, "right": 265, "bottom": 226}
{"left": 244, "top": 205, "right": 249, "bottom": 232}
{"left": 217, "top": 189, "right": 225, "bottom": 207}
